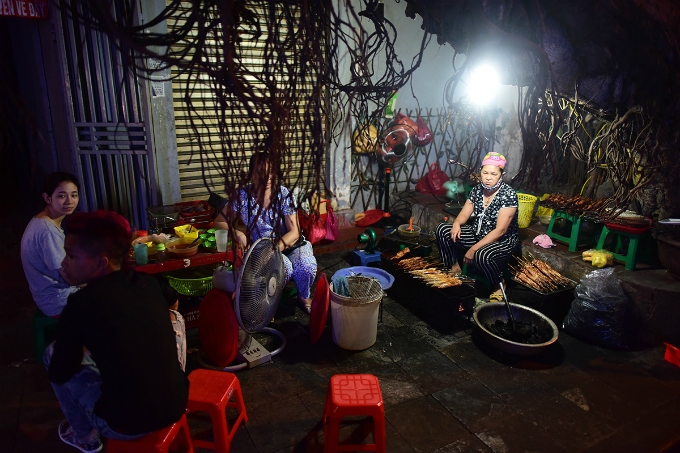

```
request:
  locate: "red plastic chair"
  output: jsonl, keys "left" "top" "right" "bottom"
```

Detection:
{"left": 323, "top": 374, "right": 386, "bottom": 453}
{"left": 186, "top": 369, "right": 248, "bottom": 452}
{"left": 106, "top": 412, "right": 194, "bottom": 453}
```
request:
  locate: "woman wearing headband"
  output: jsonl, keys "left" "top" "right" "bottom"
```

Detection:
{"left": 435, "top": 152, "right": 519, "bottom": 301}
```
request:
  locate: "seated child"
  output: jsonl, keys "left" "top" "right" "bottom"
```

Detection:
{"left": 44, "top": 210, "right": 188, "bottom": 453}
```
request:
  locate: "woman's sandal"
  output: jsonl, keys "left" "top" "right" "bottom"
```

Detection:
{"left": 489, "top": 289, "right": 504, "bottom": 302}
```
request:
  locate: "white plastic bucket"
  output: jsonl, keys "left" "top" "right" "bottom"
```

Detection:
{"left": 330, "top": 285, "right": 382, "bottom": 350}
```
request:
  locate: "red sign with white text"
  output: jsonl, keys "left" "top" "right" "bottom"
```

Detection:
{"left": 0, "top": 0, "right": 49, "bottom": 19}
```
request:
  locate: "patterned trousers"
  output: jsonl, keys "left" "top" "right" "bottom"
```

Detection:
{"left": 435, "top": 223, "right": 518, "bottom": 284}
{"left": 282, "top": 241, "right": 317, "bottom": 299}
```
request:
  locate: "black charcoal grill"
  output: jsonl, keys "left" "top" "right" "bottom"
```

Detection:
{"left": 381, "top": 256, "right": 476, "bottom": 326}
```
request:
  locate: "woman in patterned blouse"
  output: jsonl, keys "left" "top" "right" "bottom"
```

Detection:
{"left": 214, "top": 152, "right": 317, "bottom": 313}
{"left": 435, "top": 152, "right": 519, "bottom": 301}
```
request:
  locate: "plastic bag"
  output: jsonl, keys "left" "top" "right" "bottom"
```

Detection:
{"left": 582, "top": 249, "right": 614, "bottom": 268}
{"left": 536, "top": 193, "right": 554, "bottom": 217}
{"left": 415, "top": 163, "right": 450, "bottom": 196}
{"left": 562, "top": 268, "right": 630, "bottom": 349}
{"left": 298, "top": 208, "right": 326, "bottom": 244}
{"left": 352, "top": 123, "right": 379, "bottom": 154}
{"left": 324, "top": 201, "right": 339, "bottom": 242}
{"left": 415, "top": 115, "right": 433, "bottom": 146}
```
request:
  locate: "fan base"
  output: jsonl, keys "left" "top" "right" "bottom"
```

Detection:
{"left": 197, "top": 327, "right": 286, "bottom": 372}
{"left": 238, "top": 336, "right": 272, "bottom": 367}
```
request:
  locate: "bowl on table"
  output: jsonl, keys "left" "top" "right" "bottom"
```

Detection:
{"left": 166, "top": 237, "right": 202, "bottom": 257}
{"left": 397, "top": 223, "right": 421, "bottom": 238}
{"left": 131, "top": 236, "right": 166, "bottom": 256}
{"left": 202, "top": 238, "right": 217, "bottom": 251}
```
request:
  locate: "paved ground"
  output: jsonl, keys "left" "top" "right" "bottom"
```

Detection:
{"left": 3, "top": 241, "right": 680, "bottom": 452}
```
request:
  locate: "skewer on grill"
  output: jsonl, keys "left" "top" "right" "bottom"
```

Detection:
{"left": 510, "top": 254, "right": 573, "bottom": 292}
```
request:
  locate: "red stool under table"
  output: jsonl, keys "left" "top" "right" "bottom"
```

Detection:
{"left": 106, "top": 412, "right": 194, "bottom": 453}
{"left": 186, "top": 369, "right": 248, "bottom": 453}
{"left": 323, "top": 374, "right": 386, "bottom": 453}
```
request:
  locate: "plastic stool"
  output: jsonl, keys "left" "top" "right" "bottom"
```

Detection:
{"left": 106, "top": 412, "right": 194, "bottom": 453}
{"left": 460, "top": 242, "right": 520, "bottom": 292}
{"left": 186, "top": 369, "right": 248, "bottom": 453}
{"left": 596, "top": 225, "right": 646, "bottom": 271}
{"left": 34, "top": 309, "right": 59, "bottom": 361}
{"left": 323, "top": 374, "right": 386, "bottom": 453}
{"left": 461, "top": 263, "right": 514, "bottom": 293}
{"left": 350, "top": 250, "right": 382, "bottom": 266}
{"left": 546, "top": 210, "right": 590, "bottom": 252}
{"left": 461, "top": 263, "right": 491, "bottom": 291}
{"left": 281, "top": 284, "right": 298, "bottom": 301}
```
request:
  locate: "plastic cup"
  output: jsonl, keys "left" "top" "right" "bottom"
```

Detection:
{"left": 133, "top": 243, "right": 149, "bottom": 265}
{"left": 215, "top": 229, "right": 229, "bottom": 252}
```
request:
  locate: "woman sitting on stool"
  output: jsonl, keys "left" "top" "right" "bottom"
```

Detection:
{"left": 435, "top": 152, "right": 519, "bottom": 301}
{"left": 213, "top": 151, "right": 317, "bottom": 313}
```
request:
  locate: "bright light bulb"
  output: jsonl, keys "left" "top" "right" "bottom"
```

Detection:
{"left": 467, "top": 64, "right": 500, "bottom": 107}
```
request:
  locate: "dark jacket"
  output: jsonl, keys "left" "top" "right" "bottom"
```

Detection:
{"left": 48, "top": 270, "right": 188, "bottom": 434}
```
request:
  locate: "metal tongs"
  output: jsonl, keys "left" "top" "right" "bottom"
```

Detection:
{"left": 499, "top": 280, "right": 516, "bottom": 330}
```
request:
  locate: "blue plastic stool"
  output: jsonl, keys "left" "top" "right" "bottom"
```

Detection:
{"left": 34, "top": 309, "right": 58, "bottom": 361}
{"left": 350, "top": 250, "right": 382, "bottom": 266}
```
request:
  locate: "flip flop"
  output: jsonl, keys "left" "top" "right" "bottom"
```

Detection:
{"left": 489, "top": 289, "right": 504, "bottom": 302}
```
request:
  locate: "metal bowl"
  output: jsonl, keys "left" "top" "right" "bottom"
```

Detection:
{"left": 473, "top": 302, "right": 559, "bottom": 356}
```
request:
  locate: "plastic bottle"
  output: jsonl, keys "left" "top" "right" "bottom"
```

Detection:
{"left": 156, "top": 243, "right": 166, "bottom": 262}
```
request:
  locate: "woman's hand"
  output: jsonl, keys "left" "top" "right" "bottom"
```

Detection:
{"left": 450, "top": 223, "right": 462, "bottom": 242}
{"left": 234, "top": 230, "right": 248, "bottom": 251}
{"left": 463, "top": 248, "right": 476, "bottom": 264}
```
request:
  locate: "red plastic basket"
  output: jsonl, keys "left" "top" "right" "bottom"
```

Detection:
{"left": 605, "top": 218, "right": 652, "bottom": 234}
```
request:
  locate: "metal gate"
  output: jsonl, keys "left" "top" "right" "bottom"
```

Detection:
{"left": 51, "top": 0, "right": 157, "bottom": 230}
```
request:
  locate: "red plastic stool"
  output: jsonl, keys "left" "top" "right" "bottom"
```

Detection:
{"left": 106, "top": 412, "right": 194, "bottom": 453}
{"left": 323, "top": 374, "right": 386, "bottom": 453}
{"left": 186, "top": 369, "right": 248, "bottom": 453}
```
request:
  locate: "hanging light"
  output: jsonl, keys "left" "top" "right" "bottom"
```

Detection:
{"left": 467, "top": 63, "right": 500, "bottom": 107}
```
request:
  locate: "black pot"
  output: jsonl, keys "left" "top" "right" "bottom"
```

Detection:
{"left": 473, "top": 303, "right": 559, "bottom": 356}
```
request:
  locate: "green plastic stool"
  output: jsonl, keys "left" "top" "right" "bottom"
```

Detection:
{"left": 546, "top": 210, "right": 590, "bottom": 252}
{"left": 596, "top": 225, "right": 645, "bottom": 271}
{"left": 34, "top": 309, "right": 59, "bottom": 362}
{"left": 281, "top": 284, "right": 298, "bottom": 302}
{"left": 461, "top": 263, "right": 513, "bottom": 292}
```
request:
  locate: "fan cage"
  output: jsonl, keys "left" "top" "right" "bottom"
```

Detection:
{"left": 235, "top": 238, "right": 286, "bottom": 333}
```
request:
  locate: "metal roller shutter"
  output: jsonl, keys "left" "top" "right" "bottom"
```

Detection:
{"left": 167, "top": 1, "right": 323, "bottom": 201}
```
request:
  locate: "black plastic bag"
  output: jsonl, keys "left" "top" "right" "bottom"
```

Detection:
{"left": 562, "top": 268, "right": 630, "bottom": 349}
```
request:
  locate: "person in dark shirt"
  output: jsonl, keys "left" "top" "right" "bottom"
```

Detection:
{"left": 44, "top": 210, "right": 188, "bottom": 453}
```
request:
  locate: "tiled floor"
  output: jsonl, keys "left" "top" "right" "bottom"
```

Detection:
{"left": 2, "top": 225, "right": 680, "bottom": 452}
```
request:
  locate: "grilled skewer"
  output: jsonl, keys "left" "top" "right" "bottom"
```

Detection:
{"left": 511, "top": 253, "right": 574, "bottom": 293}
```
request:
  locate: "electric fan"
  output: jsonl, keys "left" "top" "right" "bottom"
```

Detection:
{"left": 442, "top": 180, "right": 466, "bottom": 217}
{"left": 198, "top": 237, "right": 287, "bottom": 371}
{"left": 374, "top": 124, "right": 415, "bottom": 227}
